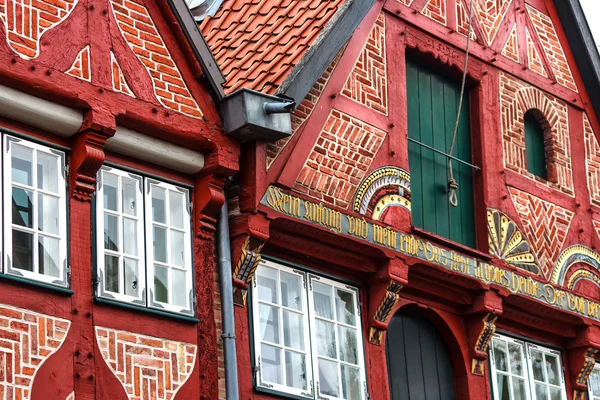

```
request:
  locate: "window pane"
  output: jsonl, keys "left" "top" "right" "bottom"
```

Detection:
{"left": 13, "top": 230, "right": 33, "bottom": 272}
{"left": 495, "top": 374, "right": 510, "bottom": 400}
{"left": 37, "top": 152, "right": 58, "bottom": 193}
{"left": 512, "top": 378, "right": 527, "bottom": 400}
{"left": 123, "top": 258, "right": 138, "bottom": 297}
{"left": 591, "top": 369, "right": 600, "bottom": 395}
{"left": 259, "top": 304, "right": 280, "bottom": 344}
{"left": 282, "top": 310, "right": 304, "bottom": 350}
{"left": 172, "top": 269, "right": 187, "bottom": 307}
{"left": 257, "top": 267, "right": 278, "bottom": 304}
{"left": 318, "top": 358, "right": 340, "bottom": 397}
{"left": 285, "top": 351, "right": 307, "bottom": 390}
{"left": 493, "top": 340, "right": 508, "bottom": 372}
{"left": 545, "top": 354, "right": 560, "bottom": 386}
{"left": 341, "top": 364, "right": 361, "bottom": 400}
{"left": 122, "top": 218, "right": 137, "bottom": 256}
{"left": 508, "top": 342, "right": 524, "bottom": 377}
{"left": 153, "top": 226, "right": 167, "bottom": 263}
{"left": 280, "top": 271, "right": 302, "bottom": 310}
{"left": 104, "top": 254, "right": 119, "bottom": 292}
{"left": 169, "top": 191, "right": 184, "bottom": 229}
{"left": 316, "top": 320, "right": 336, "bottom": 358}
{"left": 535, "top": 383, "right": 549, "bottom": 400}
{"left": 152, "top": 186, "right": 166, "bottom": 223}
{"left": 38, "top": 235, "right": 60, "bottom": 278}
{"left": 154, "top": 265, "right": 168, "bottom": 303}
{"left": 313, "top": 282, "right": 333, "bottom": 320}
{"left": 170, "top": 230, "right": 185, "bottom": 267}
{"left": 11, "top": 144, "right": 32, "bottom": 186}
{"left": 121, "top": 178, "right": 137, "bottom": 216}
{"left": 549, "top": 387, "right": 561, "bottom": 400}
{"left": 336, "top": 289, "right": 356, "bottom": 326}
{"left": 12, "top": 188, "right": 33, "bottom": 228}
{"left": 261, "top": 344, "right": 282, "bottom": 385}
{"left": 103, "top": 173, "right": 118, "bottom": 211}
{"left": 338, "top": 326, "right": 358, "bottom": 364}
{"left": 104, "top": 214, "right": 119, "bottom": 252}
{"left": 38, "top": 194, "right": 59, "bottom": 234}
{"left": 531, "top": 350, "right": 546, "bottom": 382}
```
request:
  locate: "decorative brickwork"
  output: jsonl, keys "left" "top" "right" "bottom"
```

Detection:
{"left": 342, "top": 14, "right": 387, "bottom": 115}
{"left": 594, "top": 220, "right": 600, "bottom": 242}
{"left": 266, "top": 47, "right": 345, "bottom": 169}
{"left": 109, "top": 0, "right": 203, "bottom": 118}
{"left": 421, "top": 0, "right": 446, "bottom": 25}
{"left": 66, "top": 46, "right": 91, "bottom": 82}
{"left": 0, "top": 304, "right": 71, "bottom": 400}
{"left": 526, "top": 29, "right": 547, "bottom": 77}
{"left": 500, "top": 72, "right": 573, "bottom": 196}
{"left": 526, "top": 4, "right": 577, "bottom": 92}
{"left": 0, "top": 0, "right": 78, "bottom": 59}
{"left": 456, "top": 0, "right": 476, "bottom": 39}
{"left": 95, "top": 327, "right": 197, "bottom": 400}
{"left": 501, "top": 23, "right": 518, "bottom": 63}
{"left": 111, "top": 52, "right": 134, "bottom": 97}
{"left": 295, "top": 110, "right": 387, "bottom": 209}
{"left": 584, "top": 114, "right": 600, "bottom": 208}
{"left": 472, "top": 0, "right": 512, "bottom": 45}
{"left": 509, "top": 187, "right": 574, "bottom": 279}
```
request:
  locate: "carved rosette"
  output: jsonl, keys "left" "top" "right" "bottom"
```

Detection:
{"left": 354, "top": 167, "right": 411, "bottom": 221}
{"left": 233, "top": 236, "right": 266, "bottom": 306}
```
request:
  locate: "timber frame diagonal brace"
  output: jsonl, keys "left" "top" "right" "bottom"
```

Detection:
{"left": 466, "top": 291, "right": 503, "bottom": 376}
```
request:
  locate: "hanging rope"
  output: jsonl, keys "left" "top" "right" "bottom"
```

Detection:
{"left": 448, "top": 0, "right": 474, "bottom": 207}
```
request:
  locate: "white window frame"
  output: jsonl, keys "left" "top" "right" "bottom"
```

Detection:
{"left": 144, "top": 178, "right": 193, "bottom": 315}
{"left": 588, "top": 364, "right": 600, "bottom": 400}
{"left": 490, "top": 333, "right": 567, "bottom": 400}
{"left": 3, "top": 135, "right": 68, "bottom": 287}
{"left": 95, "top": 166, "right": 145, "bottom": 305}
{"left": 251, "top": 259, "right": 368, "bottom": 400}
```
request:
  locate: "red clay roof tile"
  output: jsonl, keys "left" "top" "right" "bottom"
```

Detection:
{"left": 200, "top": 0, "right": 345, "bottom": 94}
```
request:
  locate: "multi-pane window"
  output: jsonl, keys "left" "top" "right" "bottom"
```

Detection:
{"left": 490, "top": 334, "right": 566, "bottom": 400}
{"left": 95, "top": 166, "right": 193, "bottom": 316}
{"left": 3, "top": 135, "right": 68, "bottom": 287}
{"left": 588, "top": 364, "right": 600, "bottom": 400}
{"left": 251, "top": 259, "right": 367, "bottom": 399}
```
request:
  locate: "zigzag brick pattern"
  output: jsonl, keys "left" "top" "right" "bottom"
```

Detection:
{"left": 111, "top": 52, "right": 134, "bottom": 97}
{"left": 295, "top": 109, "right": 387, "bottom": 209}
{"left": 456, "top": 1, "right": 477, "bottom": 39}
{"left": 0, "top": 0, "right": 77, "bottom": 59}
{"left": 501, "top": 23, "right": 519, "bottom": 63}
{"left": 593, "top": 220, "right": 600, "bottom": 242}
{"left": 266, "top": 48, "right": 344, "bottom": 169}
{"left": 509, "top": 187, "right": 574, "bottom": 280}
{"left": 342, "top": 13, "right": 387, "bottom": 115}
{"left": 471, "top": 0, "right": 512, "bottom": 45}
{"left": 66, "top": 46, "right": 91, "bottom": 82}
{"left": 584, "top": 114, "right": 600, "bottom": 208}
{"left": 109, "top": 0, "right": 203, "bottom": 118}
{"left": 526, "top": 29, "right": 547, "bottom": 77}
{"left": 500, "top": 72, "right": 573, "bottom": 196}
{"left": 421, "top": 0, "right": 446, "bottom": 25}
{"left": 526, "top": 5, "right": 577, "bottom": 92}
{"left": 95, "top": 327, "right": 197, "bottom": 400}
{"left": 0, "top": 304, "right": 71, "bottom": 400}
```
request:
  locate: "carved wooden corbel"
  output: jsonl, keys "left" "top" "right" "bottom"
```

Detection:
{"left": 194, "top": 173, "right": 226, "bottom": 239}
{"left": 230, "top": 213, "right": 270, "bottom": 306}
{"left": 70, "top": 110, "right": 116, "bottom": 201}
{"left": 465, "top": 291, "right": 503, "bottom": 376}
{"left": 568, "top": 326, "right": 600, "bottom": 399}
{"left": 368, "top": 257, "right": 409, "bottom": 345}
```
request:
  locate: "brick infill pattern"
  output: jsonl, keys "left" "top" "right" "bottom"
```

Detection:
{"left": 526, "top": 28, "right": 547, "bottom": 78}
{"left": 501, "top": 23, "right": 519, "bottom": 63}
{"left": 584, "top": 114, "right": 600, "bottom": 209}
{"left": 111, "top": 51, "right": 134, "bottom": 97}
{"left": 295, "top": 109, "right": 387, "bottom": 209}
{"left": 109, "top": 0, "right": 203, "bottom": 118}
{"left": 0, "top": 304, "right": 71, "bottom": 400}
{"left": 472, "top": 0, "right": 513, "bottom": 45}
{"left": 66, "top": 45, "right": 91, "bottom": 82}
{"left": 421, "top": 0, "right": 446, "bottom": 25}
{"left": 456, "top": 0, "right": 477, "bottom": 40}
{"left": 96, "top": 327, "right": 197, "bottom": 400}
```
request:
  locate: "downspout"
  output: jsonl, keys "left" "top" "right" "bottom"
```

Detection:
{"left": 217, "top": 192, "right": 239, "bottom": 400}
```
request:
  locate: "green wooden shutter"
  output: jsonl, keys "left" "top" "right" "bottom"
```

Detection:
{"left": 406, "top": 60, "right": 476, "bottom": 247}
{"left": 524, "top": 111, "right": 547, "bottom": 180}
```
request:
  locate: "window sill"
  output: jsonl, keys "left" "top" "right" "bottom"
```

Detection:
{"left": 94, "top": 297, "right": 199, "bottom": 323}
{"left": 411, "top": 227, "right": 492, "bottom": 261}
{"left": 254, "top": 385, "right": 313, "bottom": 400}
{"left": 0, "top": 273, "right": 73, "bottom": 295}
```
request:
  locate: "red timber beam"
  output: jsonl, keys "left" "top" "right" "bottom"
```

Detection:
{"left": 465, "top": 290, "right": 503, "bottom": 376}
{"left": 568, "top": 326, "right": 600, "bottom": 400}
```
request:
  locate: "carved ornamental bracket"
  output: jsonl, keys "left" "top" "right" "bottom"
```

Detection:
{"left": 568, "top": 326, "right": 600, "bottom": 400}
{"left": 368, "top": 257, "right": 409, "bottom": 345}
{"left": 194, "top": 173, "right": 226, "bottom": 239}
{"left": 230, "top": 213, "right": 270, "bottom": 306}
{"left": 465, "top": 291, "right": 503, "bottom": 376}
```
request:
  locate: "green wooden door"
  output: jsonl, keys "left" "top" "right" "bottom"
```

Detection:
{"left": 406, "top": 60, "right": 476, "bottom": 247}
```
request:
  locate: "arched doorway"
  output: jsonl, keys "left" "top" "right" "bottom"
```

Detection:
{"left": 386, "top": 310, "right": 456, "bottom": 399}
